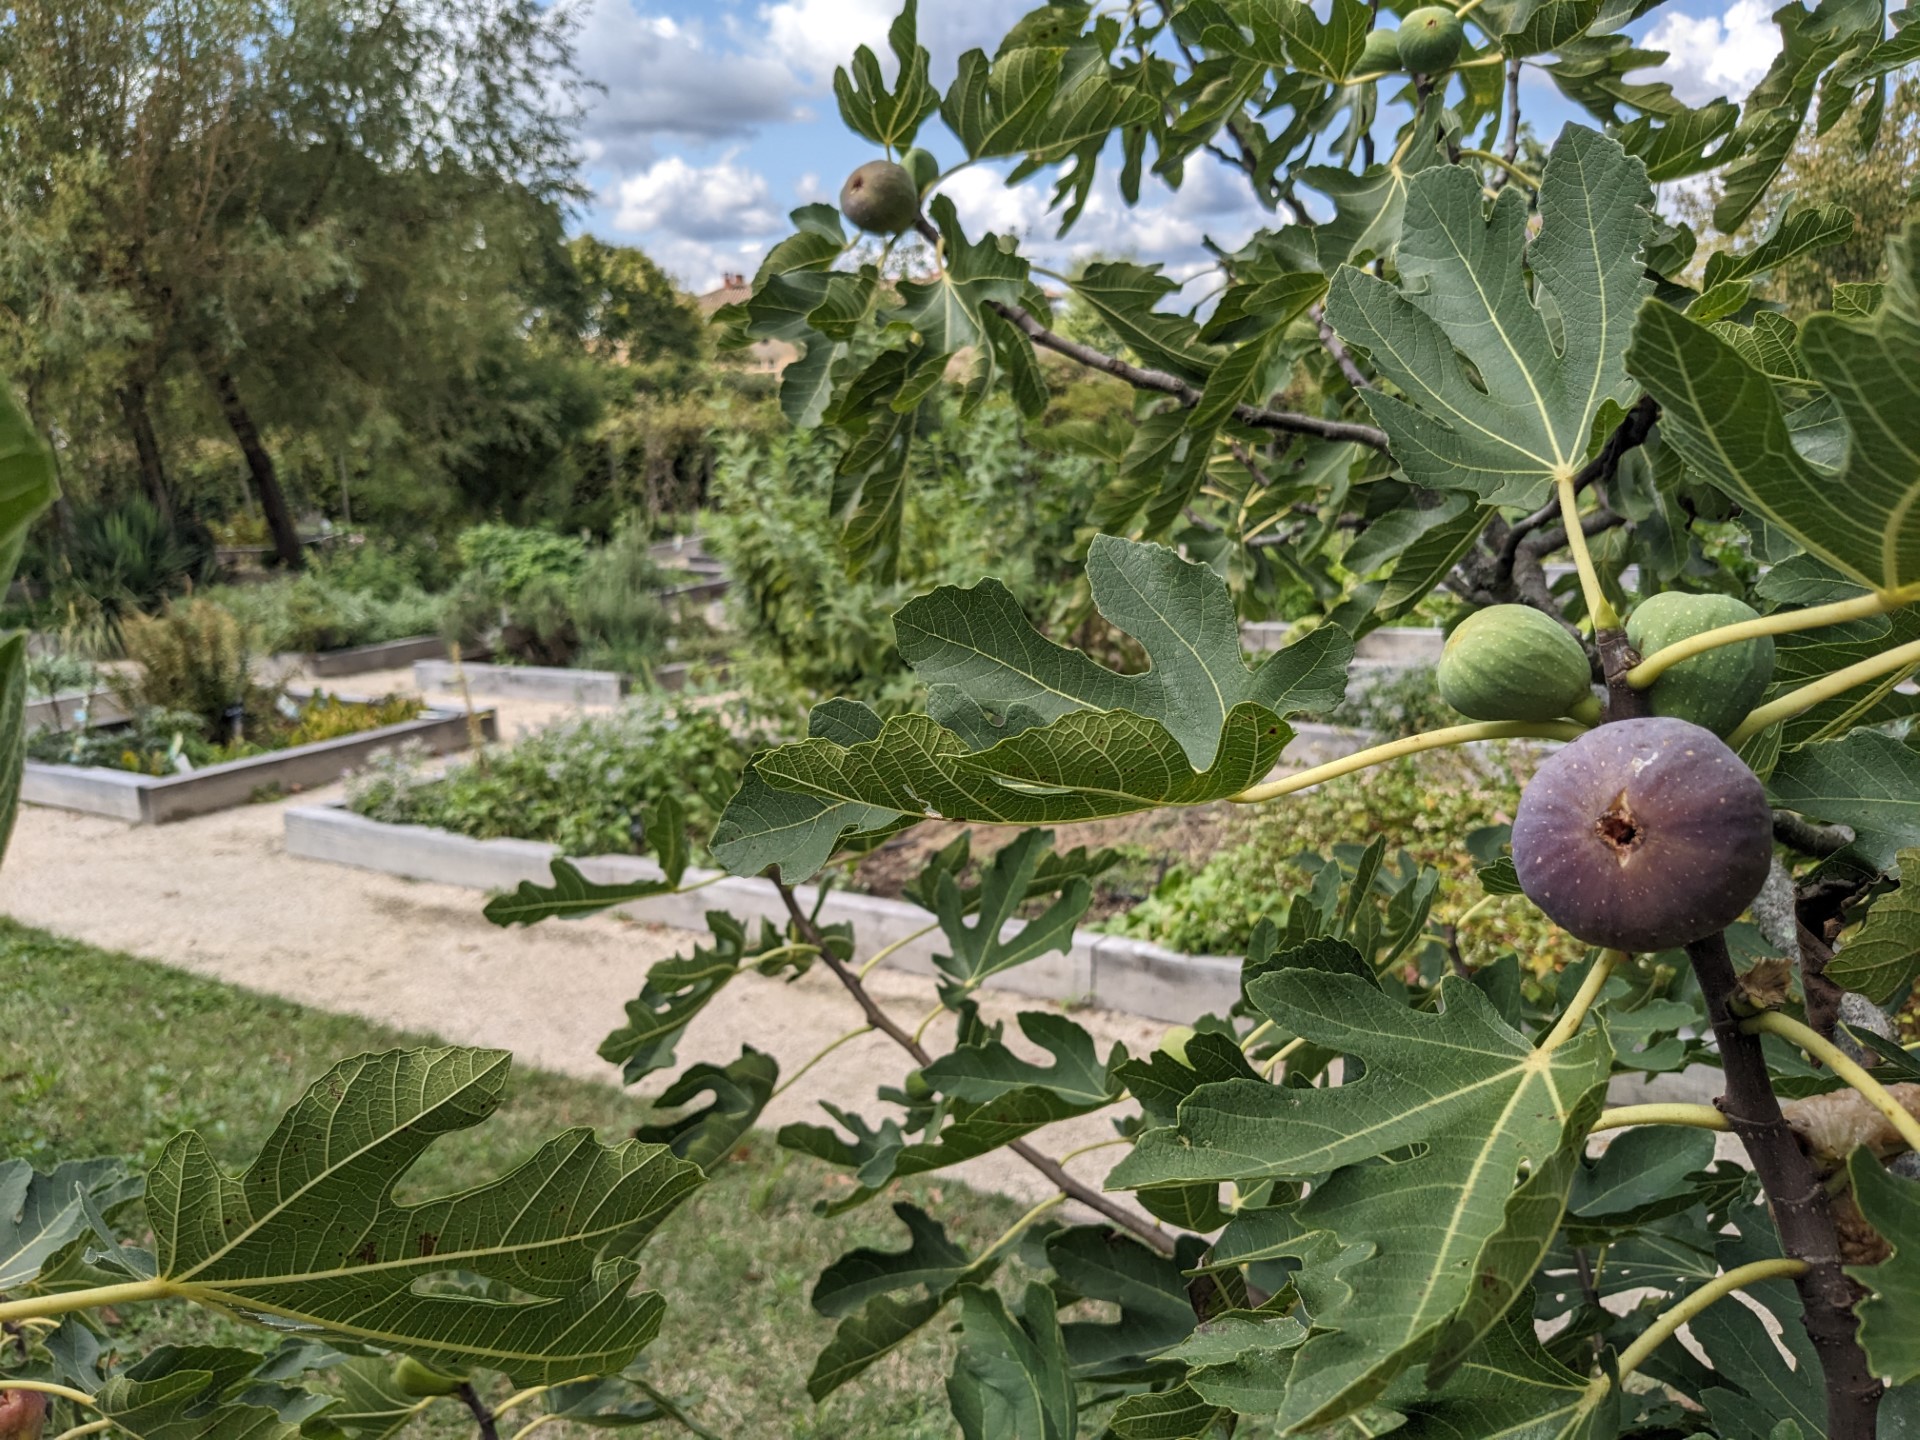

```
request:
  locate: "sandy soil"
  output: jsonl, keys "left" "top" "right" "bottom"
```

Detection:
{"left": 1, "top": 670, "right": 1174, "bottom": 1217}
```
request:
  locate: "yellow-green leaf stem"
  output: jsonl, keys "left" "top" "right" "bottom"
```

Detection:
{"left": 1231, "top": 720, "right": 1587, "bottom": 804}
{"left": 769, "top": 1024, "right": 874, "bottom": 1101}
{"left": 0, "top": 1278, "right": 172, "bottom": 1327}
{"left": 1592, "top": 1103, "right": 1731, "bottom": 1133}
{"left": 0, "top": 1381, "right": 100, "bottom": 1411}
{"left": 1054, "top": 1136, "right": 1132, "bottom": 1167}
{"left": 1613, "top": 1257, "right": 1809, "bottom": 1380}
{"left": 1744, "top": 1010, "right": 1920, "bottom": 1155}
{"left": 1557, "top": 471, "right": 1618, "bottom": 630}
{"left": 1726, "top": 636, "right": 1920, "bottom": 747}
{"left": 50, "top": 1420, "right": 115, "bottom": 1440}
{"left": 1539, "top": 950, "right": 1622, "bottom": 1051}
{"left": 855, "top": 920, "right": 941, "bottom": 979}
{"left": 1626, "top": 584, "right": 1920, "bottom": 690}
{"left": 1262, "top": 1036, "right": 1308, "bottom": 1078}
{"left": 1458, "top": 147, "right": 1539, "bottom": 188}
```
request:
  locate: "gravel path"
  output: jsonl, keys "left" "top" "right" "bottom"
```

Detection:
{"left": 2, "top": 672, "right": 1173, "bottom": 1214}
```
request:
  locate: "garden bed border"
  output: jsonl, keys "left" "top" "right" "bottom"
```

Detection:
{"left": 279, "top": 800, "right": 1732, "bottom": 1104}
{"left": 303, "top": 635, "right": 451, "bottom": 677}
{"left": 281, "top": 804, "right": 1243, "bottom": 1023}
{"left": 24, "top": 701, "right": 498, "bottom": 826}
{"left": 413, "top": 660, "right": 629, "bottom": 706}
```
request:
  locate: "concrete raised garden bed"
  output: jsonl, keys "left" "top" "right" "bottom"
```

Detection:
{"left": 24, "top": 700, "right": 498, "bottom": 826}
{"left": 304, "top": 635, "right": 451, "bottom": 678}
{"left": 25, "top": 688, "right": 131, "bottom": 733}
{"left": 413, "top": 660, "right": 629, "bottom": 706}
{"left": 282, "top": 804, "right": 1241, "bottom": 1023}
{"left": 1240, "top": 622, "right": 1443, "bottom": 663}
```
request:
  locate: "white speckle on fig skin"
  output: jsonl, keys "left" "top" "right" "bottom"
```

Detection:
{"left": 1512, "top": 717, "right": 1773, "bottom": 953}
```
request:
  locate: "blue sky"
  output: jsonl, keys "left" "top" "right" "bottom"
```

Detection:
{"left": 567, "top": 0, "right": 1785, "bottom": 293}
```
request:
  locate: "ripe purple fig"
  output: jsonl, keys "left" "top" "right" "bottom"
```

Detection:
{"left": 1511, "top": 717, "right": 1772, "bottom": 953}
{"left": 0, "top": 1389, "right": 47, "bottom": 1440}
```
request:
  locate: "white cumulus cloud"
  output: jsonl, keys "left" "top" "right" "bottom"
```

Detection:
{"left": 611, "top": 154, "right": 784, "bottom": 240}
{"left": 1642, "top": 0, "right": 1781, "bottom": 105}
{"left": 575, "top": 1, "right": 804, "bottom": 169}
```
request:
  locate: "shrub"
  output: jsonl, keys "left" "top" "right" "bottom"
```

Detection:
{"left": 570, "top": 520, "right": 673, "bottom": 674}
{"left": 453, "top": 522, "right": 588, "bottom": 594}
{"left": 29, "top": 496, "right": 203, "bottom": 624}
{"left": 209, "top": 574, "right": 446, "bottom": 654}
{"left": 347, "top": 696, "right": 761, "bottom": 857}
{"left": 704, "top": 402, "right": 1103, "bottom": 717}
{"left": 114, "top": 600, "right": 252, "bottom": 737}
{"left": 24, "top": 650, "right": 99, "bottom": 699}
{"left": 1105, "top": 748, "right": 1578, "bottom": 973}
{"left": 1316, "top": 660, "right": 1460, "bottom": 737}
{"left": 442, "top": 523, "right": 591, "bottom": 664}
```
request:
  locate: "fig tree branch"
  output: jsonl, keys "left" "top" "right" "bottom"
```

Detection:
{"left": 1312, "top": 305, "right": 1373, "bottom": 391}
{"left": 457, "top": 1382, "right": 500, "bottom": 1440}
{"left": 1502, "top": 58, "right": 1522, "bottom": 167}
{"left": 979, "top": 299, "right": 1392, "bottom": 450}
{"left": 1683, "top": 931, "right": 1882, "bottom": 1439}
{"left": 1772, "top": 811, "right": 1855, "bottom": 857}
{"left": 770, "top": 880, "right": 1177, "bottom": 1255}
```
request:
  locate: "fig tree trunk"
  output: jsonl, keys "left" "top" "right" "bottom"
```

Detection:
{"left": 205, "top": 364, "right": 302, "bottom": 570}
{"left": 116, "top": 378, "right": 174, "bottom": 525}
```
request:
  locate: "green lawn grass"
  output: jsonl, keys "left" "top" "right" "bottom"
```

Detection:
{"left": 0, "top": 920, "right": 1033, "bottom": 1439}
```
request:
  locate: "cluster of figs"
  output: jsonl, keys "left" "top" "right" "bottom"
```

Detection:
{"left": 1439, "top": 598, "right": 1779, "bottom": 955}
{"left": 833, "top": 114, "right": 1776, "bottom": 962}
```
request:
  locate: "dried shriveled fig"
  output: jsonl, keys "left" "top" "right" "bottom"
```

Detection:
{"left": 1511, "top": 717, "right": 1772, "bottom": 952}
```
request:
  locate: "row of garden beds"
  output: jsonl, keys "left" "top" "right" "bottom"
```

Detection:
{"left": 274, "top": 800, "right": 1728, "bottom": 1116}
{"left": 24, "top": 689, "right": 497, "bottom": 825}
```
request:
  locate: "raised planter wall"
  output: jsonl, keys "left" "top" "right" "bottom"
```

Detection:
{"left": 25, "top": 688, "right": 130, "bottom": 733}
{"left": 24, "top": 704, "right": 498, "bottom": 826}
{"left": 282, "top": 805, "right": 1242, "bottom": 1023}
{"left": 1240, "top": 622, "right": 1443, "bottom": 664}
{"left": 305, "top": 635, "right": 450, "bottom": 677}
{"left": 413, "top": 660, "right": 628, "bottom": 706}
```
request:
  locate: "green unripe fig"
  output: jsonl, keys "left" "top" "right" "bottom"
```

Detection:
{"left": 1157, "top": 1025, "right": 1196, "bottom": 1067}
{"left": 0, "top": 1390, "right": 47, "bottom": 1440}
{"left": 839, "top": 160, "right": 922, "bottom": 235}
{"left": 901, "top": 147, "right": 940, "bottom": 196}
{"left": 391, "top": 1356, "right": 466, "bottom": 1398}
{"left": 1358, "top": 27, "right": 1404, "bottom": 73}
{"left": 1437, "top": 604, "right": 1594, "bottom": 723}
{"left": 1397, "top": 6, "right": 1465, "bottom": 71}
{"left": 1625, "top": 592, "right": 1775, "bottom": 738}
{"left": 903, "top": 1068, "right": 935, "bottom": 1102}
